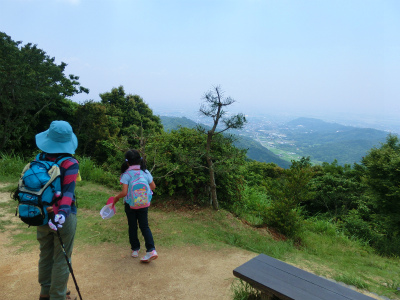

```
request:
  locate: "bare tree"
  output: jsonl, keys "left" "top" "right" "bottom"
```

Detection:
{"left": 199, "top": 86, "right": 247, "bottom": 210}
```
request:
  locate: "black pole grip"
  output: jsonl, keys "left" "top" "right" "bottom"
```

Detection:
{"left": 46, "top": 206, "right": 55, "bottom": 224}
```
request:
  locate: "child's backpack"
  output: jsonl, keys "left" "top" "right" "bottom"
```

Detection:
{"left": 124, "top": 170, "right": 152, "bottom": 209}
{"left": 13, "top": 153, "right": 71, "bottom": 226}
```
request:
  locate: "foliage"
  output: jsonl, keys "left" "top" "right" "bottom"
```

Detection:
{"left": 77, "top": 156, "right": 119, "bottom": 189}
{"left": 0, "top": 32, "right": 88, "bottom": 155}
{"left": 306, "top": 160, "right": 367, "bottom": 217}
{"left": 258, "top": 158, "right": 314, "bottom": 238}
{"left": 231, "top": 185, "right": 271, "bottom": 226}
{"left": 100, "top": 86, "right": 163, "bottom": 140}
{"left": 146, "top": 127, "right": 247, "bottom": 207}
{"left": 231, "top": 279, "right": 262, "bottom": 300}
{"left": 146, "top": 128, "right": 208, "bottom": 200}
{"left": 0, "top": 152, "right": 30, "bottom": 181}
{"left": 340, "top": 210, "right": 380, "bottom": 244}
{"left": 362, "top": 135, "right": 400, "bottom": 228}
{"left": 264, "top": 198, "right": 303, "bottom": 238}
{"left": 74, "top": 100, "right": 120, "bottom": 162}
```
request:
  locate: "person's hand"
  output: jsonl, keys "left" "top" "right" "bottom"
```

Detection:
{"left": 48, "top": 214, "right": 65, "bottom": 231}
{"left": 54, "top": 214, "right": 65, "bottom": 227}
{"left": 48, "top": 219, "right": 58, "bottom": 231}
{"left": 112, "top": 197, "right": 118, "bottom": 209}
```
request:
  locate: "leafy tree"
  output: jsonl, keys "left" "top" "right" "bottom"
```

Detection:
{"left": 362, "top": 134, "right": 400, "bottom": 235}
{"left": 146, "top": 127, "right": 208, "bottom": 199}
{"left": 263, "top": 157, "right": 315, "bottom": 237}
{"left": 290, "top": 156, "right": 312, "bottom": 170}
{"left": 244, "top": 160, "right": 283, "bottom": 194}
{"left": 0, "top": 32, "right": 88, "bottom": 154}
{"left": 100, "top": 86, "right": 163, "bottom": 148}
{"left": 199, "top": 86, "right": 247, "bottom": 209}
{"left": 307, "top": 161, "right": 366, "bottom": 217}
{"left": 74, "top": 100, "right": 120, "bottom": 160}
{"left": 146, "top": 127, "right": 247, "bottom": 206}
{"left": 97, "top": 86, "right": 164, "bottom": 170}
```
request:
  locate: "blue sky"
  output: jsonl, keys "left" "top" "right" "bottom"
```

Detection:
{"left": 1, "top": 0, "right": 399, "bottom": 121}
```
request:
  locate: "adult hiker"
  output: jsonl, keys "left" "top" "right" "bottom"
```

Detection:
{"left": 35, "top": 120, "right": 80, "bottom": 300}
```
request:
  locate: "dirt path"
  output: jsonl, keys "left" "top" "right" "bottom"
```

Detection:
{"left": 0, "top": 188, "right": 256, "bottom": 300}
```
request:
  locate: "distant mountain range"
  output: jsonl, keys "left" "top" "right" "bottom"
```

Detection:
{"left": 280, "top": 117, "right": 389, "bottom": 165}
{"left": 160, "top": 116, "right": 393, "bottom": 167}
{"left": 160, "top": 116, "right": 291, "bottom": 168}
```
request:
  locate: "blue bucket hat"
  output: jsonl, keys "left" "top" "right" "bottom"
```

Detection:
{"left": 35, "top": 120, "right": 78, "bottom": 154}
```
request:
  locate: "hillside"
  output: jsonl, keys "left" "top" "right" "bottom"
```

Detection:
{"left": 161, "top": 116, "right": 393, "bottom": 166}
{"left": 160, "top": 116, "right": 291, "bottom": 168}
{"left": 281, "top": 117, "right": 389, "bottom": 164}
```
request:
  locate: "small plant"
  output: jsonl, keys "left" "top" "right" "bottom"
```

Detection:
{"left": 263, "top": 198, "right": 303, "bottom": 239}
{"left": 231, "top": 279, "right": 262, "bottom": 300}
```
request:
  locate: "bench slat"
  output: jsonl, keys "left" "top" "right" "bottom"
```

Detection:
{"left": 233, "top": 254, "right": 376, "bottom": 300}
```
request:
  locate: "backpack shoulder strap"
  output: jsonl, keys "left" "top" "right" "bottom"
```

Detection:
{"left": 126, "top": 169, "right": 142, "bottom": 184}
{"left": 55, "top": 155, "right": 73, "bottom": 165}
{"left": 35, "top": 153, "right": 74, "bottom": 165}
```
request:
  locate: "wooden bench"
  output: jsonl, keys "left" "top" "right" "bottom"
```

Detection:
{"left": 233, "top": 254, "right": 376, "bottom": 300}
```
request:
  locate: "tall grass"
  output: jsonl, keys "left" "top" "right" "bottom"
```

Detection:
{"left": 77, "top": 156, "right": 119, "bottom": 189}
{"left": 231, "top": 279, "right": 262, "bottom": 300}
{"left": 0, "top": 152, "right": 30, "bottom": 181}
{"left": 0, "top": 153, "right": 119, "bottom": 189}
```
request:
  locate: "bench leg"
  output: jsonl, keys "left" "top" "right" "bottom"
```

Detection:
{"left": 261, "top": 291, "right": 285, "bottom": 300}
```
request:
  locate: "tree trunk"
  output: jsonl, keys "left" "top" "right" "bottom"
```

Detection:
{"left": 207, "top": 155, "right": 219, "bottom": 210}
{"left": 206, "top": 131, "right": 219, "bottom": 210}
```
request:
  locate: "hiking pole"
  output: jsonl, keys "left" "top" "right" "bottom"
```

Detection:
{"left": 47, "top": 207, "right": 83, "bottom": 300}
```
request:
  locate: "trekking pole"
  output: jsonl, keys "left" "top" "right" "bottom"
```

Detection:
{"left": 47, "top": 207, "right": 83, "bottom": 300}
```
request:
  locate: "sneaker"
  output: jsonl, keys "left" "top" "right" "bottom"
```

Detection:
{"left": 140, "top": 250, "right": 158, "bottom": 263}
{"left": 66, "top": 290, "right": 77, "bottom": 300}
{"left": 132, "top": 249, "right": 140, "bottom": 258}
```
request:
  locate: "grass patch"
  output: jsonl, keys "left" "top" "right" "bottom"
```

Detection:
{"left": 334, "top": 273, "right": 369, "bottom": 290}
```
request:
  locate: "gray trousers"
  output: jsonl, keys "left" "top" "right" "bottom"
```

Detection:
{"left": 37, "top": 214, "right": 77, "bottom": 300}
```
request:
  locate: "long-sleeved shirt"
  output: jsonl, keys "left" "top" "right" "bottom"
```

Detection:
{"left": 40, "top": 153, "right": 79, "bottom": 218}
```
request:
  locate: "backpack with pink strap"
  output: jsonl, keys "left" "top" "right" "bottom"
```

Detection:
{"left": 124, "top": 170, "right": 153, "bottom": 209}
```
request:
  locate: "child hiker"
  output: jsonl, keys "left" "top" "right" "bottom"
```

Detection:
{"left": 112, "top": 149, "right": 158, "bottom": 262}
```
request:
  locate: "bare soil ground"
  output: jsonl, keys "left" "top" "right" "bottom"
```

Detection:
{"left": 0, "top": 188, "right": 257, "bottom": 300}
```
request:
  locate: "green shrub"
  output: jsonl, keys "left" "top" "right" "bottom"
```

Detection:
{"left": 77, "top": 156, "right": 119, "bottom": 189}
{"left": 306, "top": 217, "right": 339, "bottom": 237}
{"left": 373, "top": 235, "right": 400, "bottom": 257}
{"left": 341, "top": 210, "right": 378, "bottom": 243}
{"left": 0, "top": 152, "right": 31, "bottom": 180}
{"left": 231, "top": 185, "right": 271, "bottom": 225}
{"left": 264, "top": 198, "right": 303, "bottom": 238}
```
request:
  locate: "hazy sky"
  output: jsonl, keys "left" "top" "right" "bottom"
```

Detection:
{"left": 1, "top": 0, "right": 399, "bottom": 120}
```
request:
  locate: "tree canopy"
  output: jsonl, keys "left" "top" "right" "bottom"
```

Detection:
{"left": 0, "top": 32, "right": 88, "bottom": 154}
